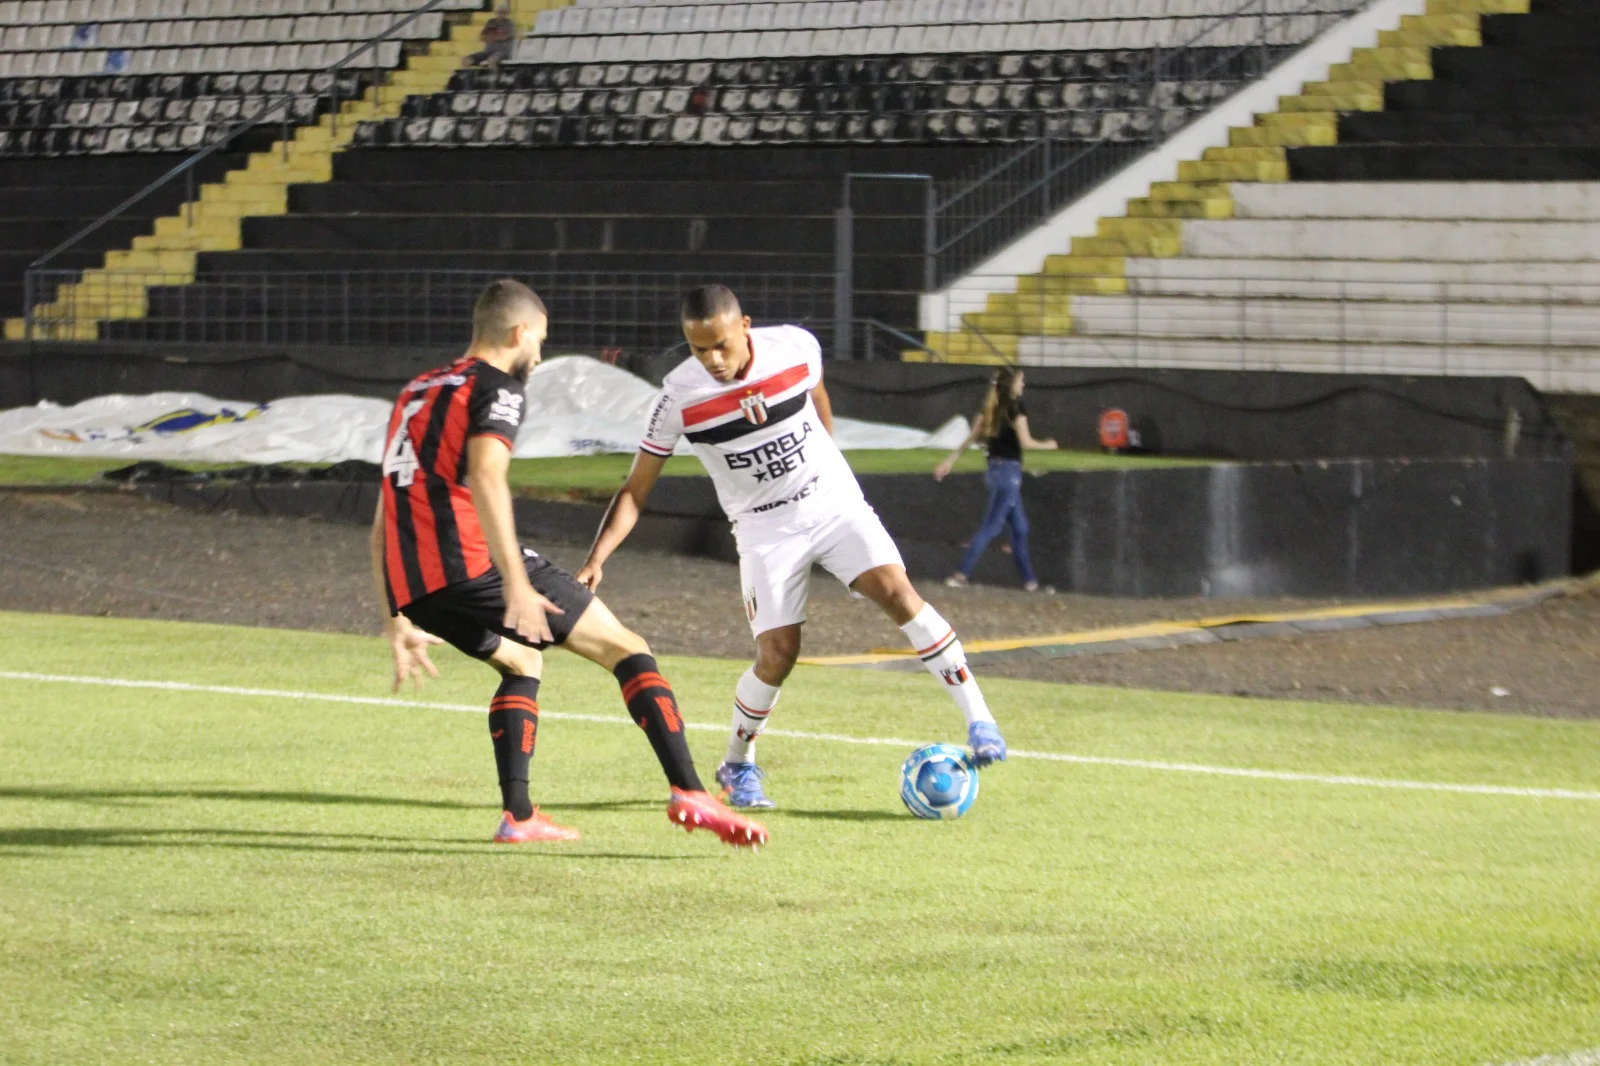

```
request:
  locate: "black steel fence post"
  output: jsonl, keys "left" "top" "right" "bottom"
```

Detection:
{"left": 833, "top": 205, "right": 853, "bottom": 361}
{"left": 22, "top": 270, "right": 34, "bottom": 341}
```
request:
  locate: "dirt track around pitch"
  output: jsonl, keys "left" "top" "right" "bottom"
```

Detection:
{"left": 1, "top": 489, "right": 1595, "bottom": 719}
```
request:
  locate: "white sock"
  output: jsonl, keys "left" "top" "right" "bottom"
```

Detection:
{"left": 899, "top": 603, "right": 994, "bottom": 727}
{"left": 726, "top": 666, "right": 781, "bottom": 765}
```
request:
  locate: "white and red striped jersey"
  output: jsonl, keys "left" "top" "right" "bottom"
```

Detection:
{"left": 640, "top": 325, "right": 864, "bottom": 530}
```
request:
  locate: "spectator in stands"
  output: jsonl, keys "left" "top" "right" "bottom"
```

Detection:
{"left": 934, "top": 367, "right": 1058, "bottom": 591}
{"left": 466, "top": 4, "right": 517, "bottom": 70}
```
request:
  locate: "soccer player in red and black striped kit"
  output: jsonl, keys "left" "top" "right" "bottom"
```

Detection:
{"left": 370, "top": 278, "right": 767, "bottom": 848}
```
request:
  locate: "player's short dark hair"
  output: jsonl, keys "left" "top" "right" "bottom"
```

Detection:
{"left": 680, "top": 284, "right": 742, "bottom": 322}
{"left": 472, "top": 279, "right": 547, "bottom": 342}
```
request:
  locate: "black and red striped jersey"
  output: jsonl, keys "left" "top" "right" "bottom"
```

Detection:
{"left": 380, "top": 356, "right": 526, "bottom": 611}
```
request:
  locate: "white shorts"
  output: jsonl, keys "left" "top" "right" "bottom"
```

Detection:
{"left": 737, "top": 504, "right": 904, "bottom": 636}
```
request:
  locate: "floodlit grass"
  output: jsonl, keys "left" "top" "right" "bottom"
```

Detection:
{"left": 0, "top": 448, "right": 1191, "bottom": 494}
{"left": 2, "top": 612, "right": 1598, "bottom": 1065}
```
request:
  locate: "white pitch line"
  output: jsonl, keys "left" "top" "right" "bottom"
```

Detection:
{"left": 3, "top": 670, "right": 1599, "bottom": 802}
{"left": 1497, "top": 1051, "right": 1600, "bottom": 1066}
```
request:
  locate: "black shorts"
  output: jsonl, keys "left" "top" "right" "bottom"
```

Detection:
{"left": 400, "top": 550, "right": 595, "bottom": 659}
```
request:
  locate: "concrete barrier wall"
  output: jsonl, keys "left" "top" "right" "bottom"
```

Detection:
{"left": 133, "top": 453, "right": 1574, "bottom": 599}
{"left": 869, "top": 458, "right": 1572, "bottom": 597}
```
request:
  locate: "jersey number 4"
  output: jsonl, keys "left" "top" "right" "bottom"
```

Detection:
{"left": 383, "top": 399, "right": 425, "bottom": 488}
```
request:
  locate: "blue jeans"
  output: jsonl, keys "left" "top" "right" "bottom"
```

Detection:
{"left": 957, "top": 459, "right": 1036, "bottom": 585}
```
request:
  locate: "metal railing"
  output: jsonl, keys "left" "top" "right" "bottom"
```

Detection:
{"left": 928, "top": 0, "right": 1370, "bottom": 285}
{"left": 921, "top": 272, "right": 1600, "bottom": 389}
{"left": 21, "top": 268, "right": 839, "bottom": 354}
{"left": 23, "top": 0, "right": 459, "bottom": 286}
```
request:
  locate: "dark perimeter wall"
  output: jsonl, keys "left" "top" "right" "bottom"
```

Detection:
{"left": 137, "top": 453, "right": 1571, "bottom": 599}
{"left": 6, "top": 344, "right": 1579, "bottom": 589}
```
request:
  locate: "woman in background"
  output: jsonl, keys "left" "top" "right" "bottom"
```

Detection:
{"left": 934, "top": 366, "right": 1058, "bottom": 591}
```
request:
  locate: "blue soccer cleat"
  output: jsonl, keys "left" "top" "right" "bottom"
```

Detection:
{"left": 715, "top": 761, "right": 777, "bottom": 809}
{"left": 968, "top": 721, "right": 1008, "bottom": 767}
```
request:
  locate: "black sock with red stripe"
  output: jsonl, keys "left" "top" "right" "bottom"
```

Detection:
{"left": 614, "top": 653, "right": 703, "bottom": 793}
{"left": 488, "top": 676, "right": 540, "bottom": 821}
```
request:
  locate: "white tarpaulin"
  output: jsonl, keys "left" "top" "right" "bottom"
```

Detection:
{"left": 0, "top": 355, "right": 969, "bottom": 464}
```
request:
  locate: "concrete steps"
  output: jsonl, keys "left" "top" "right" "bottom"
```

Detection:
{"left": 1066, "top": 291, "right": 1600, "bottom": 348}
{"left": 8, "top": 6, "right": 532, "bottom": 341}
{"left": 1180, "top": 218, "right": 1600, "bottom": 261}
{"left": 1015, "top": 332, "right": 1600, "bottom": 393}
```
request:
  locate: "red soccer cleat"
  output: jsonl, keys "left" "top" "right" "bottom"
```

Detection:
{"left": 493, "top": 808, "right": 582, "bottom": 844}
{"left": 667, "top": 788, "right": 769, "bottom": 850}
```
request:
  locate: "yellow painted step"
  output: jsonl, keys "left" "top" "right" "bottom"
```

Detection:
{"left": 3, "top": 318, "right": 26, "bottom": 340}
{"left": 200, "top": 182, "right": 288, "bottom": 206}
{"left": 1350, "top": 45, "right": 1433, "bottom": 67}
{"left": 1425, "top": 0, "right": 1524, "bottom": 14}
{"left": 1017, "top": 273, "right": 1128, "bottom": 296}
{"left": 1177, "top": 159, "right": 1289, "bottom": 183}
{"left": 922, "top": 330, "right": 1020, "bottom": 359}
{"left": 1230, "top": 123, "right": 1337, "bottom": 147}
{"left": 1259, "top": 111, "right": 1339, "bottom": 128}
{"left": 130, "top": 230, "right": 238, "bottom": 252}
{"left": 1147, "top": 181, "right": 1230, "bottom": 201}
{"left": 1379, "top": 24, "right": 1480, "bottom": 47}
{"left": 1405, "top": 12, "right": 1480, "bottom": 32}
{"left": 983, "top": 291, "right": 1072, "bottom": 316}
{"left": 295, "top": 125, "right": 341, "bottom": 147}
{"left": 1127, "top": 197, "right": 1232, "bottom": 219}
{"left": 103, "top": 248, "right": 196, "bottom": 273}
{"left": 388, "top": 69, "right": 439, "bottom": 92}
{"left": 962, "top": 310, "right": 1071, "bottom": 335}
{"left": 1071, "top": 234, "right": 1182, "bottom": 257}
{"left": 1098, "top": 217, "right": 1184, "bottom": 240}
{"left": 1279, "top": 90, "right": 1383, "bottom": 113}
{"left": 943, "top": 352, "right": 1018, "bottom": 366}
{"left": 1042, "top": 254, "right": 1125, "bottom": 277}
{"left": 152, "top": 214, "right": 239, "bottom": 240}
{"left": 408, "top": 53, "right": 466, "bottom": 74}
{"left": 1201, "top": 146, "right": 1285, "bottom": 163}
{"left": 190, "top": 199, "right": 288, "bottom": 219}
{"left": 1301, "top": 77, "right": 1382, "bottom": 97}
{"left": 1329, "top": 58, "right": 1431, "bottom": 81}
{"left": 228, "top": 163, "right": 328, "bottom": 185}
{"left": 517, "top": 0, "right": 572, "bottom": 13}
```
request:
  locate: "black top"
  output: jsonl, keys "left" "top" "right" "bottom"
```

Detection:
{"left": 985, "top": 399, "right": 1024, "bottom": 462}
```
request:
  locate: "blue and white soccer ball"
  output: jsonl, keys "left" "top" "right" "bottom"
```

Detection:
{"left": 899, "top": 743, "right": 980, "bottom": 820}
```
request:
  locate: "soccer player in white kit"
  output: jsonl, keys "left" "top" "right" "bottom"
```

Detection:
{"left": 577, "top": 285, "right": 1006, "bottom": 809}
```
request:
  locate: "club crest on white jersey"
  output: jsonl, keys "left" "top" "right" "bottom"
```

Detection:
{"left": 739, "top": 393, "right": 769, "bottom": 425}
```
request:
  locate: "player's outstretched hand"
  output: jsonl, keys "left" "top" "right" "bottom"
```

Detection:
{"left": 504, "top": 586, "right": 563, "bottom": 646}
{"left": 575, "top": 559, "right": 603, "bottom": 592}
{"left": 387, "top": 616, "right": 445, "bottom": 693}
{"left": 933, "top": 456, "right": 957, "bottom": 482}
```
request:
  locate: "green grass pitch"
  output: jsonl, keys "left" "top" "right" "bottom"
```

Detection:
{"left": 0, "top": 447, "right": 1196, "bottom": 495}
{"left": 2, "top": 611, "right": 1598, "bottom": 1065}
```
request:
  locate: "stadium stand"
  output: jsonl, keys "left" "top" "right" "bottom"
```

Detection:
{"left": 5, "top": 0, "right": 1363, "bottom": 349}
{"left": 922, "top": 0, "right": 1600, "bottom": 392}
{"left": 2, "top": 0, "right": 560, "bottom": 338}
